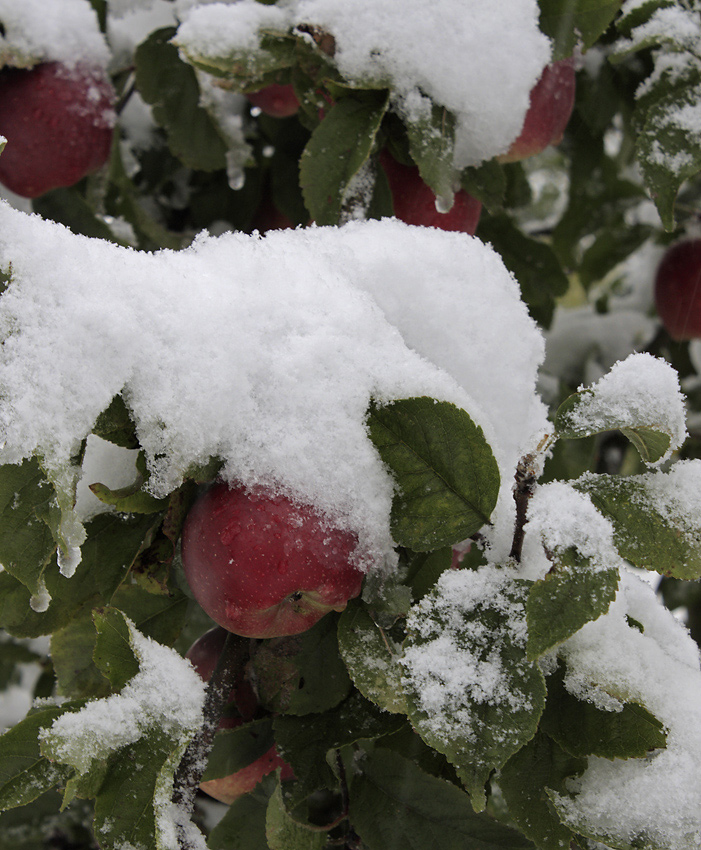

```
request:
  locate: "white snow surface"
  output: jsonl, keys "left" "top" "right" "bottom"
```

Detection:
{"left": 0, "top": 0, "right": 110, "bottom": 69}
{"left": 554, "top": 571, "right": 701, "bottom": 850}
{"left": 0, "top": 205, "right": 547, "bottom": 571}
{"left": 175, "top": 0, "right": 552, "bottom": 167}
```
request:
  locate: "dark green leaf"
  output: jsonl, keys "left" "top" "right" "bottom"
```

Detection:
{"left": 541, "top": 664, "right": 667, "bottom": 759}
{"left": 266, "top": 782, "right": 327, "bottom": 850}
{"left": 538, "top": 0, "right": 623, "bottom": 60}
{"left": 406, "top": 547, "right": 453, "bottom": 600}
{"left": 299, "top": 93, "right": 388, "bottom": 225}
{"left": 32, "top": 188, "right": 122, "bottom": 242}
{"left": 367, "top": 398, "right": 500, "bottom": 551}
{"left": 93, "top": 608, "right": 140, "bottom": 692}
{"left": 92, "top": 396, "right": 139, "bottom": 450}
{"left": 404, "top": 100, "right": 457, "bottom": 204}
{"left": 51, "top": 609, "right": 109, "bottom": 699}
{"left": 461, "top": 161, "right": 507, "bottom": 211}
{"left": 202, "top": 719, "right": 275, "bottom": 782}
{"left": 135, "top": 28, "right": 228, "bottom": 171}
{"left": 526, "top": 551, "right": 619, "bottom": 659}
{"left": 110, "top": 584, "right": 189, "bottom": 647}
{"left": 208, "top": 780, "right": 273, "bottom": 850}
{"left": 350, "top": 748, "right": 533, "bottom": 850}
{"left": 499, "top": 731, "right": 586, "bottom": 850}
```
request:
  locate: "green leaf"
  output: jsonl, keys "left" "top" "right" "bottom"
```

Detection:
{"left": 89, "top": 452, "right": 169, "bottom": 514}
{"left": 299, "top": 92, "right": 388, "bottom": 225}
{"left": 208, "top": 780, "right": 273, "bottom": 850}
{"left": 110, "top": 584, "right": 189, "bottom": 647}
{"left": 401, "top": 567, "right": 546, "bottom": 809}
{"left": 202, "top": 719, "right": 275, "bottom": 782}
{"left": 367, "top": 398, "right": 500, "bottom": 551}
{"left": 406, "top": 547, "right": 453, "bottom": 601}
{"left": 176, "top": 29, "right": 297, "bottom": 83}
{"left": 350, "top": 748, "right": 533, "bottom": 850}
{"left": 0, "top": 459, "right": 57, "bottom": 605}
{"left": 526, "top": 550, "right": 619, "bottom": 659}
{"left": 555, "top": 388, "right": 674, "bottom": 465}
{"left": 32, "top": 188, "right": 123, "bottom": 242}
{"left": 337, "top": 599, "right": 408, "bottom": 714}
{"left": 93, "top": 608, "right": 140, "bottom": 692}
{"left": 476, "top": 213, "right": 568, "bottom": 328}
{"left": 51, "top": 609, "right": 110, "bottom": 699}
{"left": 135, "top": 27, "right": 228, "bottom": 171}
{"left": 274, "top": 692, "right": 403, "bottom": 798}
{"left": 499, "top": 731, "right": 586, "bottom": 850}
{"left": 538, "top": 0, "right": 623, "bottom": 60}
{"left": 573, "top": 470, "right": 701, "bottom": 579}
{"left": 0, "top": 793, "right": 95, "bottom": 850}
{"left": 253, "top": 614, "right": 352, "bottom": 715}
{"left": 541, "top": 663, "right": 667, "bottom": 759}
{"left": 266, "top": 782, "right": 327, "bottom": 850}
{"left": 403, "top": 99, "right": 457, "bottom": 205}
{"left": 0, "top": 705, "right": 80, "bottom": 811}
{"left": 461, "top": 161, "right": 507, "bottom": 211}
{"left": 92, "top": 395, "right": 139, "bottom": 450}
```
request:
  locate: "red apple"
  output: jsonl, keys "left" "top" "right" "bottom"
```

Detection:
{"left": 247, "top": 83, "right": 300, "bottom": 118}
{"left": 498, "top": 58, "right": 576, "bottom": 163}
{"left": 0, "top": 61, "right": 115, "bottom": 198}
{"left": 379, "top": 150, "right": 482, "bottom": 234}
{"left": 654, "top": 239, "right": 701, "bottom": 340}
{"left": 181, "top": 482, "right": 364, "bottom": 638}
{"left": 186, "top": 627, "right": 293, "bottom": 805}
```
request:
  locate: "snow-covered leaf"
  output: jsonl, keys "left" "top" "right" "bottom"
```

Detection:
{"left": 539, "top": 0, "right": 623, "bottom": 60}
{"left": 337, "top": 599, "right": 408, "bottom": 714}
{"left": 367, "top": 398, "right": 500, "bottom": 551}
{"left": 401, "top": 567, "right": 545, "bottom": 809}
{"left": 403, "top": 98, "right": 457, "bottom": 207}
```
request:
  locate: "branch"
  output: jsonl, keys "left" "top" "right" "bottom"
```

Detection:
{"left": 509, "top": 453, "right": 538, "bottom": 563}
{"left": 172, "top": 631, "right": 250, "bottom": 846}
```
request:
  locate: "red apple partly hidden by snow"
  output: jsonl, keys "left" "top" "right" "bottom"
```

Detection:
{"left": 498, "top": 58, "right": 576, "bottom": 163}
{"left": 0, "top": 61, "right": 115, "bottom": 198}
{"left": 186, "top": 627, "right": 293, "bottom": 805}
{"left": 379, "top": 150, "right": 482, "bottom": 234}
{"left": 181, "top": 482, "right": 364, "bottom": 638}
{"left": 247, "top": 83, "right": 300, "bottom": 118}
{"left": 654, "top": 239, "right": 701, "bottom": 340}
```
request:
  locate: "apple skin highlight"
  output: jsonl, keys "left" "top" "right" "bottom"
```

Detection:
{"left": 0, "top": 62, "right": 115, "bottom": 198}
{"left": 655, "top": 239, "right": 701, "bottom": 341}
{"left": 181, "top": 483, "right": 364, "bottom": 639}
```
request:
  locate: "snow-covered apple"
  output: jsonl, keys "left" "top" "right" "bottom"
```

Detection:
{"left": 379, "top": 150, "right": 482, "bottom": 234}
{"left": 498, "top": 58, "right": 576, "bottom": 163}
{"left": 247, "top": 83, "right": 300, "bottom": 118}
{"left": 654, "top": 239, "right": 701, "bottom": 340}
{"left": 0, "top": 61, "right": 115, "bottom": 198}
{"left": 186, "top": 627, "right": 293, "bottom": 804}
{"left": 181, "top": 482, "right": 364, "bottom": 638}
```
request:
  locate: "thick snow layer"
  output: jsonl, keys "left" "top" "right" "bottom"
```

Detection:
{"left": 0, "top": 206, "right": 547, "bottom": 571}
{"left": 0, "top": 0, "right": 110, "bottom": 69}
{"left": 554, "top": 572, "right": 701, "bottom": 850}
{"left": 175, "top": 0, "right": 551, "bottom": 167}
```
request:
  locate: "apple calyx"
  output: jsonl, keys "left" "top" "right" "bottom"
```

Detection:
{"left": 181, "top": 482, "right": 364, "bottom": 638}
{"left": 654, "top": 238, "right": 701, "bottom": 341}
{"left": 0, "top": 61, "right": 115, "bottom": 198}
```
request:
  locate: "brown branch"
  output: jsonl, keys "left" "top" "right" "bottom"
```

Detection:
{"left": 509, "top": 453, "right": 538, "bottom": 563}
{"left": 172, "top": 631, "right": 250, "bottom": 848}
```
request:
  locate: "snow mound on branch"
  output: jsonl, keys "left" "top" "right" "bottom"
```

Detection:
{"left": 0, "top": 206, "right": 546, "bottom": 569}
{"left": 0, "top": 0, "right": 110, "bottom": 69}
{"left": 175, "top": 0, "right": 551, "bottom": 167}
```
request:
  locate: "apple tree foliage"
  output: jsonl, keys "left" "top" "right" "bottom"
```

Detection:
{"left": 2, "top": 1, "right": 701, "bottom": 850}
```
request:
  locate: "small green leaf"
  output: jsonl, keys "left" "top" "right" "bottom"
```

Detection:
{"left": 93, "top": 608, "right": 140, "bottom": 692}
{"left": 526, "top": 550, "right": 619, "bottom": 659}
{"left": 350, "top": 748, "right": 533, "bottom": 850}
{"left": 51, "top": 610, "right": 109, "bottom": 699}
{"left": 499, "top": 731, "right": 586, "bottom": 850}
{"left": 202, "top": 719, "right": 275, "bottom": 782}
{"left": 538, "top": 0, "right": 623, "bottom": 60}
{"left": 461, "top": 160, "right": 507, "bottom": 211}
{"left": 135, "top": 27, "right": 228, "bottom": 171}
{"left": 337, "top": 599, "right": 408, "bottom": 714}
{"left": 403, "top": 99, "right": 457, "bottom": 205}
{"left": 541, "top": 663, "right": 667, "bottom": 759}
{"left": 405, "top": 547, "right": 453, "bottom": 601}
{"left": 208, "top": 780, "right": 273, "bottom": 850}
{"left": 92, "top": 396, "right": 139, "bottom": 450}
{"left": 401, "top": 567, "right": 546, "bottom": 809}
{"left": 367, "top": 398, "right": 500, "bottom": 551}
{"left": 299, "top": 92, "right": 388, "bottom": 225}
{"left": 266, "top": 782, "right": 327, "bottom": 850}
{"left": 32, "top": 188, "right": 123, "bottom": 243}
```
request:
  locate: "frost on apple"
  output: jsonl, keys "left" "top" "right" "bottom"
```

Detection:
{"left": 175, "top": 0, "right": 551, "bottom": 167}
{"left": 0, "top": 205, "right": 546, "bottom": 577}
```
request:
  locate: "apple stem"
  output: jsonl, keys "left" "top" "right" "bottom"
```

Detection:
{"left": 172, "top": 630, "right": 250, "bottom": 848}
{"left": 509, "top": 453, "right": 538, "bottom": 563}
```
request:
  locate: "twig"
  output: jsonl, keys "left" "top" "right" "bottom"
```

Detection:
{"left": 509, "top": 453, "right": 538, "bottom": 563}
